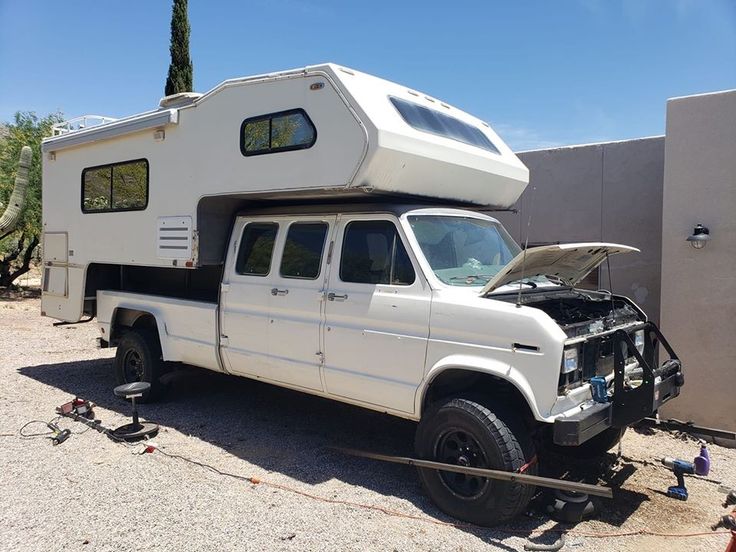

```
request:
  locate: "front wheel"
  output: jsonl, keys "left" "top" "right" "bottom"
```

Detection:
{"left": 114, "top": 329, "right": 164, "bottom": 402}
{"left": 415, "top": 398, "right": 537, "bottom": 526}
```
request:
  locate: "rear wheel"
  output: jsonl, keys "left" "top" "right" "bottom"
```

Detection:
{"left": 114, "top": 329, "right": 164, "bottom": 402}
{"left": 415, "top": 398, "right": 537, "bottom": 526}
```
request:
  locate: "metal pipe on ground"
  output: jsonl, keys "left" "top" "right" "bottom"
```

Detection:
{"left": 333, "top": 447, "right": 614, "bottom": 499}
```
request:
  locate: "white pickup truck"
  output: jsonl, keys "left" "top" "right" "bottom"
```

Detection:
{"left": 95, "top": 204, "right": 683, "bottom": 525}
{"left": 41, "top": 64, "right": 683, "bottom": 525}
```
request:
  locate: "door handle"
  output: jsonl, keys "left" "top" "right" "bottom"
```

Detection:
{"left": 271, "top": 288, "right": 289, "bottom": 296}
{"left": 327, "top": 292, "right": 348, "bottom": 302}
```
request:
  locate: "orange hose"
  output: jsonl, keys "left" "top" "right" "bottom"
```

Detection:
{"left": 157, "top": 449, "right": 731, "bottom": 541}
{"left": 248, "top": 476, "right": 730, "bottom": 539}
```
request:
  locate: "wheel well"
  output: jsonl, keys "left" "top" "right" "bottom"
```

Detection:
{"left": 422, "top": 369, "right": 535, "bottom": 427}
{"left": 110, "top": 308, "right": 158, "bottom": 346}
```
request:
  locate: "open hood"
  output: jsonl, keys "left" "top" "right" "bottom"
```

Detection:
{"left": 480, "top": 243, "right": 639, "bottom": 296}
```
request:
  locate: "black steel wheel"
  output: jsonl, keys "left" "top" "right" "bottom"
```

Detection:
{"left": 114, "top": 329, "right": 164, "bottom": 402}
{"left": 121, "top": 349, "right": 145, "bottom": 383}
{"left": 436, "top": 429, "right": 490, "bottom": 498}
{"left": 415, "top": 397, "right": 537, "bottom": 526}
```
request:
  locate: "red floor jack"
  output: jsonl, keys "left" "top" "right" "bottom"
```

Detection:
{"left": 712, "top": 489, "right": 736, "bottom": 552}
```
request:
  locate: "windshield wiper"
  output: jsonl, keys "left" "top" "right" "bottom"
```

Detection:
{"left": 506, "top": 279, "right": 537, "bottom": 289}
{"left": 448, "top": 274, "right": 494, "bottom": 284}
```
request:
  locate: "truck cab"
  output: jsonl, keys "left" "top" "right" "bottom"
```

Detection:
{"left": 96, "top": 203, "right": 683, "bottom": 525}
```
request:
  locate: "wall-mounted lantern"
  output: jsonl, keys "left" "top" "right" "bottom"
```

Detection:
{"left": 686, "top": 224, "right": 711, "bottom": 249}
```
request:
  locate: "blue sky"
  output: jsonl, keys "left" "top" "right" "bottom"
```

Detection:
{"left": 1, "top": 0, "right": 734, "bottom": 150}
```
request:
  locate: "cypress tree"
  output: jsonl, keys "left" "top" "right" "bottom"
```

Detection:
{"left": 164, "top": 0, "right": 193, "bottom": 96}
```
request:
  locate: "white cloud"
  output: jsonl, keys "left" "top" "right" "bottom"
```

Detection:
{"left": 492, "top": 123, "right": 567, "bottom": 152}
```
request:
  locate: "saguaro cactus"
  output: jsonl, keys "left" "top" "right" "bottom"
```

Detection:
{"left": 0, "top": 145, "right": 32, "bottom": 240}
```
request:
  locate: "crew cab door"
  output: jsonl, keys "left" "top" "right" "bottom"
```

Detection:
{"left": 221, "top": 215, "right": 335, "bottom": 392}
{"left": 265, "top": 215, "right": 335, "bottom": 390}
{"left": 323, "top": 215, "right": 431, "bottom": 414}
{"left": 220, "top": 217, "right": 279, "bottom": 378}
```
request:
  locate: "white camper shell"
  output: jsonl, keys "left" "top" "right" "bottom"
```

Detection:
{"left": 40, "top": 64, "right": 683, "bottom": 526}
{"left": 42, "top": 63, "right": 527, "bottom": 322}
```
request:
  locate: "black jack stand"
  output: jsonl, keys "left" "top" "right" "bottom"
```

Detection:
{"left": 111, "top": 382, "right": 159, "bottom": 442}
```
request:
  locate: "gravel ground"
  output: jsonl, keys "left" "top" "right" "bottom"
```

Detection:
{"left": 1, "top": 292, "right": 734, "bottom": 552}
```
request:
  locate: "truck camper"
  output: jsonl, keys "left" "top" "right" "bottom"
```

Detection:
{"left": 41, "top": 64, "right": 683, "bottom": 525}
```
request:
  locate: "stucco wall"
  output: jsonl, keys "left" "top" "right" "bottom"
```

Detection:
{"left": 658, "top": 90, "right": 736, "bottom": 431}
{"left": 494, "top": 137, "right": 665, "bottom": 321}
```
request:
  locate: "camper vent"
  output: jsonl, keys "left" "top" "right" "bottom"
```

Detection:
{"left": 158, "top": 92, "right": 203, "bottom": 109}
{"left": 157, "top": 216, "right": 193, "bottom": 260}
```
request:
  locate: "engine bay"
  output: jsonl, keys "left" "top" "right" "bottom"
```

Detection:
{"left": 496, "top": 288, "right": 643, "bottom": 338}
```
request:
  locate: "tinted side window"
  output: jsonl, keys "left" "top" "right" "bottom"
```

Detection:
{"left": 280, "top": 222, "right": 328, "bottom": 279}
{"left": 112, "top": 161, "right": 148, "bottom": 210}
{"left": 83, "top": 166, "right": 112, "bottom": 211}
{"left": 236, "top": 223, "right": 278, "bottom": 276}
{"left": 241, "top": 109, "right": 316, "bottom": 156}
{"left": 340, "top": 221, "right": 415, "bottom": 285}
{"left": 82, "top": 159, "right": 148, "bottom": 213}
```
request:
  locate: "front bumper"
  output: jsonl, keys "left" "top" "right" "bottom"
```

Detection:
{"left": 553, "top": 322, "right": 684, "bottom": 446}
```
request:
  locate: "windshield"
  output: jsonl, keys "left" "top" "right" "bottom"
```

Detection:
{"left": 408, "top": 215, "right": 521, "bottom": 286}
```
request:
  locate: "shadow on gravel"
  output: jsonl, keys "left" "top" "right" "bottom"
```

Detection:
{"left": 0, "top": 287, "right": 41, "bottom": 301}
{"left": 19, "top": 358, "right": 645, "bottom": 548}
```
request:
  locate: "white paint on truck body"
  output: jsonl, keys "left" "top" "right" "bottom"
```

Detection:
{"left": 39, "top": 65, "right": 650, "bottom": 430}
{"left": 92, "top": 207, "right": 635, "bottom": 424}
{"left": 41, "top": 64, "right": 527, "bottom": 322}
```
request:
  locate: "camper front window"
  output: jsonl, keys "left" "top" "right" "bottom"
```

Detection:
{"left": 240, "top": 109, "right": 316, "bottom": 156}
{"left": 389, "top": 96, "right": 500, "bottom": 155}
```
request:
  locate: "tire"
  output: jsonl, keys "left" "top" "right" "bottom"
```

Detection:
{"left": 558, "top": 427, "right": 626, "bottom": 459}
{"left": 415, "top": 397, "right": 537, "bottom": 526}
{"left": 114, "top": 329, "right": 164, "bottom": 402}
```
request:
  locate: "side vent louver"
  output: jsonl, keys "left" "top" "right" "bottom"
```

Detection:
{"left": 157, "top": 216, "right": 192, "bottom": 260}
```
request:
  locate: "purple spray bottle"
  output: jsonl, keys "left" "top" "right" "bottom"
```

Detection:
{"left": 694, "top": 443, "right": 710, "bottom": 476}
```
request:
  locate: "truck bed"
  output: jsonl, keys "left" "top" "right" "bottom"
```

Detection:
{"left": 96, "top": 290, "right": 221, "bottom": 372}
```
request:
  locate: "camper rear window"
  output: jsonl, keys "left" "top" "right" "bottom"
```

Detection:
{"left": 82, "top": 159, "right": 149, "bottom": 213}
{"left": 389, "top": 96, "right": 500, "bottom": 154}
{"left": 240, "top": 109, "right": 316, "bottom": 156}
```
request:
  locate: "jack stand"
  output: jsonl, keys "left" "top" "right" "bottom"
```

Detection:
{"left": 546, "top": 489, "right": 596, "bottom": 523}
{"left": 111, "top": 382, "right": 159, "bottom": 442}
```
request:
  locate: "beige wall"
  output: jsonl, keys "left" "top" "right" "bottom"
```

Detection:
{"left": 495, "top": 137, "right": 665, "bottom": 321}
{"left": 659, "top": 90, "right": 736, "bottom": 431}
{"left": 497, "top": 89, "right": 736, "bottom": 431}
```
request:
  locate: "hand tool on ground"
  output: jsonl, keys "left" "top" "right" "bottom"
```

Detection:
{"left": 661, "top": 444, "right": 710, "bottom": 501}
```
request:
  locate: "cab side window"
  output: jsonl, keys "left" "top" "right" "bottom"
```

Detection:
{"left": 340, "top": 221, "right": 415, "bottom": 285}
{"left": 280, "top": 222, "right": 328, "bottom": 279}
{"left": 236, "top": 223, "right": 278, "bottom": 276}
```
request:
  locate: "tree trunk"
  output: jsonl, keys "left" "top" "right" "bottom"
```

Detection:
{"left": 0, "top": 234, "right": 39, "bottom": 288}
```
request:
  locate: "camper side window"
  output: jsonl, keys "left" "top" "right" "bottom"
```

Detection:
{"left": 240, "top": 109, "right": 316, "bottom": 156}
{"left": 82, "top": 159, "right": 148, "bottom": 213}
